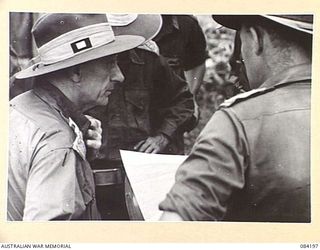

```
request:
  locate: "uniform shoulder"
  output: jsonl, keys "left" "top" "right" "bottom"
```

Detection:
{"left": 10, "top": 91, "right": 75, "bottom": 149}
{"left": 219, "top": 87, "right": 272, "bottom": 109}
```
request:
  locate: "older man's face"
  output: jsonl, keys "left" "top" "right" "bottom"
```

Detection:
{"left": 79, "top": 55, "right": 124, "bottom": 110}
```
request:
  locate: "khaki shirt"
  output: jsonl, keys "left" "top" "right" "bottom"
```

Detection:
{"left": 8, "top": 83, "right": 99, "bottom": 220}
{"left": 159, "top": 64, "right": 311, "bottom": 222}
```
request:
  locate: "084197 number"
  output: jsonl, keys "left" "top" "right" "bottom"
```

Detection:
{"left": 300, "top": 244, "right": 319, "bottom": 248}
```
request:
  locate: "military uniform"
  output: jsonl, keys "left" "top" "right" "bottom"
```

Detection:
{"left": 8, "top": 82, "right": 100, "bottom": 220}
{"left": 153, "top": 15, "right": 207, "bottom": 150}
{"left": 159, "top": 64, "right": 311, "bottom": 222}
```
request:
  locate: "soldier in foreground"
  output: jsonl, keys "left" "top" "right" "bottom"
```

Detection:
{"left": 8, "top": 13, "right": 145, "bottom": 220}
{"left": 159, "top": 15, "right": 312, "bottom": 222}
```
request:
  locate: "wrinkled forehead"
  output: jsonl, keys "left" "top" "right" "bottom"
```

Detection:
{"left": 79, "top": 56, "right": 119, "bottom": 77}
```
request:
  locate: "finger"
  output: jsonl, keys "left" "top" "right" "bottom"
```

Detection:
{"left": 134, "top": 140, "right": 146, "bottom": 150}
{"left": 85, "top": 129, "right": 102, "bottom": 140}
{"left": 91, "top": 119, "right": 102, "bottom": 130}
{"left": 144, "top": 145, "right": 154, "bottom": 153}
{"left": 84, "top": 114, "right": 93, "bottom": 120}
{"left": 85, "top": 115, "right": 101, "bottom": 129}
{"left": 150, "top": 147, "right": 160, "bottom": 154}
{"left": 85, "top": 139, "right": 101, "bottom": 150}
{"left": 85, "top": 118, "right": 102, "bottom": 135}
{"left": 138, "top": 141, "right": 152, "bottom": 152}
{"left": 145, "top": 145, "right": 158, "bottom": 154}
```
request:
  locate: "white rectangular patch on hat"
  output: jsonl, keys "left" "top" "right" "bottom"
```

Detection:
{"left": 71, "top": 38, "right": 93, "bottom": 54}
{"left": 76, "top": 41, "right": 87, "bottom": 50}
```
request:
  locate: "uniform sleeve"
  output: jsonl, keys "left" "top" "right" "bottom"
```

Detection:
{"left": 153, "top": 55, "right": 194, "bottom": 138}
{"left": 159, "top": 109, "right": 249, "bottom": 220}
{"left": 23, "top": 148, "right": 87, "bottom": 220}
{"left": 182, "top": 17, "right": 207, "bottom": 71}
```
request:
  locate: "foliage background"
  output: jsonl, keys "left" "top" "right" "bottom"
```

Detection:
{"left": 184, "top": 15, "right": 236, "bottom": 154}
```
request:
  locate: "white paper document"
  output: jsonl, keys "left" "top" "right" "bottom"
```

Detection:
{"left": 120, "top": 150, "right": 188, "bottom": 221}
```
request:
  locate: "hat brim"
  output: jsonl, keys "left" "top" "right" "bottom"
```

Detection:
{"left": 111, "top": 14, "right": 162, "bottom": 41}
{"left": 15, "top": 35, "right": 145, "bottom": 79}
{"left": 212, "top": 15, "right": 244, "bottom": 30}
{"left": 212, "top": 15, "right": 313, "bottom": 34}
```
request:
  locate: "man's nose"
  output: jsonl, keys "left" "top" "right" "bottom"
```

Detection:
{"left": 111, "top": 63, "right": 124, "bottom": 83}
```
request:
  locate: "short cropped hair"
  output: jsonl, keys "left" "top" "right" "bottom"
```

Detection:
{"left": 243, "top": 16, "right": 313, "bottom": 58}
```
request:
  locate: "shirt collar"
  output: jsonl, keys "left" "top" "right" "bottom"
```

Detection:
{"left": 33, "top": 82, "right": 91, "bottom": 135}
{"left": 260, "top": 63, "right": 312, "bottom": 89}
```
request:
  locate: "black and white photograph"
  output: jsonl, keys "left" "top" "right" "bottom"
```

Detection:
{"left": 2, "top": 0, "right": 320, "bottom": 245}
{"left": 8, "top": 12, "right": 312, "bottom": 222}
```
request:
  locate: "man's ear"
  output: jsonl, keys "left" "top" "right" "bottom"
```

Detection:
{"left": 70, "top": 65, "right": 81, "bottom": 83}
{"left": 248, "top": 26, "right": 263, "bottom": 55}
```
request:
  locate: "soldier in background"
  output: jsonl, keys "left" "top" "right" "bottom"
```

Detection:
{"left": 154, "top": 15, "right": 207, "bottom": 153}
{"left": 87, "top": 15, "right": 194, "bottom": 220}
